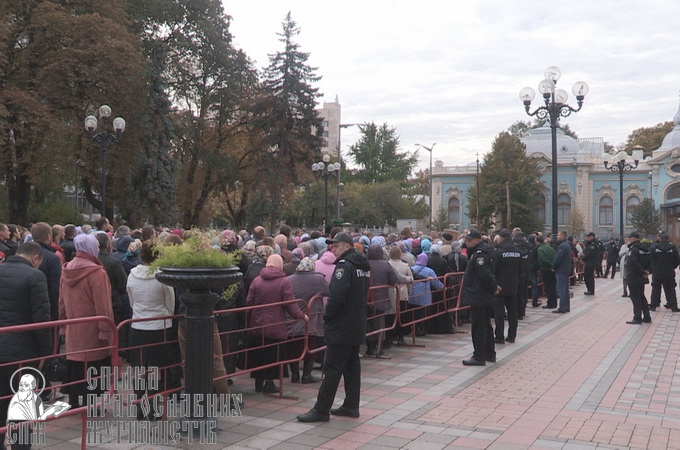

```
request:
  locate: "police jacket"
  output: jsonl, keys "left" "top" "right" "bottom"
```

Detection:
{"left": 461, "top": 242, "right": 498, "bottom": 308}
{"left": 323, "top": 249, "right": 371, "bottom": 346}
{"left": 0, "top": 256, "right": 53, "bottom": 363}
{"left": 605, "top": 242, "right": 619, "bottom": 263}
{"left": 582, "top": 239, "right": 599, "bottom": 267}
{"left": 516, "top": 241, "right": 530, "bottom": 285}
{"left": 651, "top": 241, "right": 680, "bottom": 280}
{"left": 494, "top": 239, "right": 521, "bottom": 296}
{"left": 625, "top": 241, "right": 650, "bottom": 287}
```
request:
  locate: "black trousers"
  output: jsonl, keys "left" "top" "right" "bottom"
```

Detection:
{"left": 470, "top": 307, "right": 495, "bottom": 361}
{"left": 651, "top": 278, "right": 678, "bottom": 308}
{"left": 541, "top": 269, "right": 557, "bottom": 307}
{"left": 516, "top": 281, "right": 527, "bottom": 319}
{"left": 629, "top": 284, "right": 650, "bottom": 321}
{"left": 584, "top": 265, "right": 595, "bottom": 293}
{"left": 313, "top": 344, "right": 361, "bottom": 414}
{"left": 494, "top": 295, "right": 518, "bottom": 341}
{"left": 604, "top": 261, "right": 617, "bottom": 278}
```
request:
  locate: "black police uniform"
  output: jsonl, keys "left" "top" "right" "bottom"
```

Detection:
{"left": 494, "top": 238, "right": 521, "bottom": 343}
{"left": 625, "top": 241, "right": 652, "bottom": 323}
{"left": 582, "top": 238, "right": 599, "bottom": 294}
{"left": 461, "top": 242, "right": 498, "bottom": 364}
{"left": 650, "top": 240, "right": 680, "bottom": 310}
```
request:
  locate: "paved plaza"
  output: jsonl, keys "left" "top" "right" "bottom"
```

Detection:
{"left": 36, "top": 276, "right": 680, "bottom": 449}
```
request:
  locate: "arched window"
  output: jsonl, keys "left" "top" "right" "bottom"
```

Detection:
{"left": 666, "top": 184, "right": 680, "bottom": 201}
{"left": 534, "top": 193, "right": 546, "bottom": 223}
{"left": 557, "top": 193, "right": 571, "bottom": 225}
{"left": 599, "top": 196, "right": 613, "bottom": 226}
{"left": 626, "top": 196, "right": 640, "bottom": 225}
{"left": 448, "top": 197, "right": 460, "bottom": 224}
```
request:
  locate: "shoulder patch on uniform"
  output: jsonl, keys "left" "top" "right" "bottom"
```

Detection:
{"left": 477, "top": 258, "right": 485, "bottom": 265}
{"left": 335, "top": 268, "right": 345, "bottom": 279}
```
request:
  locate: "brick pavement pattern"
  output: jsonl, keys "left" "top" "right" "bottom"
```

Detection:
{"left": 32, "top": 277, "right": 680, "bottom": 449}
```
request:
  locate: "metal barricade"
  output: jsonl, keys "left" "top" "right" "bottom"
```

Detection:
{"left": 0, "top": 315, "right": 118, "bottom": 450}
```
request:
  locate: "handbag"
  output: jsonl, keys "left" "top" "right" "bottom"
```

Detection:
{"left": 45, "top": 356, "right": 68, "bottom": 382}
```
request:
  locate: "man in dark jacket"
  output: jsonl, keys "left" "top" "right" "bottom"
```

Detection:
{"left": 650, "top": 232, "right": 680, "bottom": 311}
{"left": 493, "top": 228, "right": 521, "bottom": 344}
{"left": 31, "top": 222, "right": 62, "bottom": 321}
{"left": 95, "top": 233, "right": 128, "bottom": 323}
{"left": 0, "top": 242, "right": 52, "bottom": 447}
{"left": 582, "top": 232, "right": 599, "bottom": 295}
{"left": 298, "top": 232, "right": 371, "bottom": 422}
{"left": 552, "top": 231, "right": 572, "bottom": 313}
{"left": 60, "top": 224, "right": 77, "bottom": 262}
{"left": 604, "top": 238, "right": 619, "bottom": 279}
{"left": 625, "top": 231, "right": 652, "bottom": 324}
{"left": 461, "top": 229, "right": 500, "bottom": 366}
{"left": 514, "top": 232, "right": 530, "bottom": 320}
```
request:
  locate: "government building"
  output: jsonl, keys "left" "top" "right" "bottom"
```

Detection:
{"left": 432, "top": 97, "right": 680, "bottom": 241}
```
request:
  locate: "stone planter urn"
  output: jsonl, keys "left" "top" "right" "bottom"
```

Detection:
{"left": 156, "top": 266, "right": 242, "bottom": 433}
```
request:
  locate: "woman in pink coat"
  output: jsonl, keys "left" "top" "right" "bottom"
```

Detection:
{"left": 246, "top": 254, "right": 306, "bottom": 394}
{"left": 59, "top": 234, "right": 114, "bottom": 407}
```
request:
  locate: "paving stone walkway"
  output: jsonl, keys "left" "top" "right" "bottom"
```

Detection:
{"left": 34, "top": 276, "right": 680, "bottom": 449}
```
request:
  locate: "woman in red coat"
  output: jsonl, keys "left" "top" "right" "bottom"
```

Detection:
{"left": 247, "top": 254, "right": 307, "bottom": 394}
{"left": 59, "top": 234, "right": 114, "bottom": 407}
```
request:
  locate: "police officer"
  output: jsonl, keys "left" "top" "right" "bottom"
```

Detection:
{"left": 582, "top": 232, "right": 599, "bottom": 295}
{"left": 494, "top": 228, "right": 521, "bottom": 344}
{"left": 650, "top": 232, "right": 680, "bottom": 312}
{"left": 461, "top": 229, "right": 500, "bottom": 366}
{"left": 625, "top": 231, "right": 652, "bottom": 324}
{"left": 603, "top": 238, "right": 619, "bottom": 279}
{"left": 298, "top": 232, "right": 371, "bottom": 422}
{"left": 513, "top": 232, "right": 530, "bottom": 320}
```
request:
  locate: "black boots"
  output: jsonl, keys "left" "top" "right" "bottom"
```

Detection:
{"left": 301, "top": 360, "right": 319, "bottom": 384}
{"left": 290, "top": 362, "right": 300, "bottom": 383}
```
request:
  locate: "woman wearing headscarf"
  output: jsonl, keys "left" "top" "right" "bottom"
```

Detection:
{"left": 59, "top": 234, "right": 114, "bottom": 407}
{"left": 408, "top": 252, "right": 444, "bottom": 336}
{"left": 284, "top": 248, "right": 304, "bottom": 276}
{"left": 244, "top": 245, "right": 274, "bottom": 294}
{"left": 246, "top": 254, "right": 307, "bottom": 393}
{"left": 126, "top": 242, "right": 178, "bottom": 419}
{"left": 286, "top": 257, "right": 329, "bottom": 383}
{"left": 274, "top": 234, "right": 292, "bottom": 263}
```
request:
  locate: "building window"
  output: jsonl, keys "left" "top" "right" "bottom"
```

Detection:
{"left": 599, "top": 196, "right": 613, "bottom": 226}
{"left": 448, "top": 197, "right": 460, "bottom": 224}
{"left": 557, "top": 193, "right": 571, "bottom": 225}
{"left": 323, "top": 131, "right": 329, "bottom": 137}
{"left": 626, "top": 196, "right": 640, "bottom": 225}
{"left": 667, "top": 183, "right": 680, "bottom": 201}
{"left": 534, "top": 193, "right": 545, "bottom": 223}
{"left": 321, "top": 120, "right": 329, "bottom": 127}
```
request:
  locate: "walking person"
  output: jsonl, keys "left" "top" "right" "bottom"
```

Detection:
{"left": 603, "top": 238, "right": 619, "bottom": 279}
{"left": 552, "top": 231, "right": 572, "bottom": 314}
{"left": 649, "top": 232, "right": 680, "bottom": 311}
{"left": 624, "top": 232, "right": 652, "bottom": 324}
{"left": 461, "top": 229, "right": 500, "bottom": 366}
{"left": 298, "top": 232, "right": 371, "bottom": 422}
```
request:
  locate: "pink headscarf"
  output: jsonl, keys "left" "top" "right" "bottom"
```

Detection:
{"left": 265, "top": 254, "right": 284, "bottom": 271}
{"left": 274, "top": 234, "right": 288, "bottom": 251}
{"left": 74, "top": 234, "right": 99, "bottom": 257}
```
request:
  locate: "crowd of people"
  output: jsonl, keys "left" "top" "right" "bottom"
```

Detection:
{"left": 2, "top": 217, "right": 678, "bottom": 435}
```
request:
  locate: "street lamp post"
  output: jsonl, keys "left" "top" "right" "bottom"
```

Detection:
{"left": 337, "top": 123, "right": 358, "bottom": 220}
{"left": 312, "top": 154, "right": 340, "bottom": 234}
{"left": 416, "top": 143, "right": 436, "bottom": 231}
{"left": 84, "top": 105, "right": 126, "bottom": 219}
{"left": 520, "top": 66, "right": 588, "bottom": 244}
{"left": 603, "top": 146, "right": 643, "bottom": 242}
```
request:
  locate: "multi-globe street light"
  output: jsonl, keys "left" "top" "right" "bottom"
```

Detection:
{"left": 416, "top": 143, "right": 436, "bottom": 230}
{"left": 520, "top": 66, "right": 588, "bottom": 243}
{"left": 312, "top": 153, "right": 340, "bottom": 233}
{"left": 603, "top": 145, "right": 644, "bottom": 242}
{"left": 84, "top": 105, "right": 126, "bottom": 219}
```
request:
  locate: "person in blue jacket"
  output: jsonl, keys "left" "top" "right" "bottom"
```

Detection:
{"left": 408, "top": 253, "right": 444, "bottom": 336}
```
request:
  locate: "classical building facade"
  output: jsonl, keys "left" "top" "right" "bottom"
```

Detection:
{"left": 432, "top": 97, "right": 680, "bottom": 241}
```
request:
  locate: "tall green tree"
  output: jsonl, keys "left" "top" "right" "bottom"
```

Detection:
{"left": 346, "top": 122, "right": 418, "bottom": 185}
{"left": 257, "top": 11, "right": 324, "bottom": 229}
{"left": 630, "top": 198, "right": 661, "bottom": 238}
{"left": 0, "top": 0, "right": 146, "bottom": 224}
{"left": 626, "top": 121, "right": 674, "bottom": 157}
{"left": 468, "top": 132, "right": 546, "bottom": 231}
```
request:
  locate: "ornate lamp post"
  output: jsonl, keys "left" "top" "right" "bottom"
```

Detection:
{"left": 416, "top": 143, "right": 436, "bottom": 230}
{"left": 520, "top": 66, "right": 588, "bottom": 243}
{"left": 603, "top": 145, "right": 643, "bottom": 242}
{"left": 312, "top": 154, "right": 340, "bottom": 233}
{"left": 84, "top": 105, "right": 126, "bottom": 219}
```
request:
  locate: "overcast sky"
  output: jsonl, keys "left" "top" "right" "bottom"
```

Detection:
{"left": 223, "top": 0, "right": 680, "bottom": 171}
